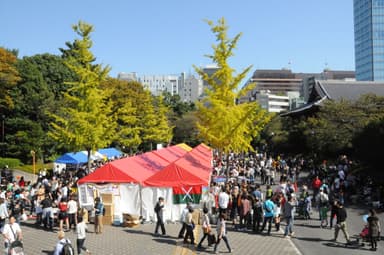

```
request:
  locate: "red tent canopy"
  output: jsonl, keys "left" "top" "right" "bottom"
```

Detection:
{"left": 77, "top": 145, "right": 189, "bottom": 185}
{"left": 77, "top": 163, "right": 138, "bottom": 184}
{"left": 143, "top": 147, "right": 212, "bottom": 187}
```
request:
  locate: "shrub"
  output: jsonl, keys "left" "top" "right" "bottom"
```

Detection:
{"left": 0, "top": 158, "right": 21, "bottom": 169}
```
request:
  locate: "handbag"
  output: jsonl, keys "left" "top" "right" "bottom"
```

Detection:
{"left": 9, "top": 225, "right": 24, "bottom": 255}
{"left": 10, "top": 240, "right": 23, "bottom": 249}
{"left": 203, "top": 225, "right": 211, "bottom": 234}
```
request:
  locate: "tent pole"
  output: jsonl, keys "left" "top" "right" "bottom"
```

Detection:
{"left": 139, "top": 184, "right": 143, "bottom": 220}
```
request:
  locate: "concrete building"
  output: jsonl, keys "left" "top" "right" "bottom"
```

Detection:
{"left": 178, "top": 72, "right": 203, "bottom": 102}
{"left": 245, "top": 69, "right": 355, "bottom": 97}
{"left": 117, "top": 72, "right": 138, "bottom": 81}
{"left": 256, "top": 91, "right": 290, "bottom": 113}
{"left": 354, "top": 0, "right": 384, "bottom": 81}
{"left": 241, "top": 69, "right": 355, "bottom": 109}
{"left": 138, "top": 75, "right": 179, "bottom": 96}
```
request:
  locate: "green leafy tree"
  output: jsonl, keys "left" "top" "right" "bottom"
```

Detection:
{"left": 49, "top": 21, "right": 115, "bottom": 167}
{"left": 281, "top": 94, "right": 384, "bottom": 160}
{"left": 6, "top": 57, "right": 54, "bottom": 162}
{"left": 353, "top": 117, "right": 384, "bottom": 178}
{"left": 173, "top": 112, "right": 202, "bottom": 147}
{"left": 139, "top": 92, "right": 172, "bottom": 150}
{"left": 24, "top": 53, "right": 76, "bottom": 100}
{"left": 194, "top": 18, "right": 270, "bottom": 154}
{"left": 101, "top": 78, "right": 141, "bottom": 153}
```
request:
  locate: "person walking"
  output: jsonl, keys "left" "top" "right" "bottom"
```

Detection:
{"left": 53, "top": 230, "right": 72, "bottom": 255}
{"left": 329, "top": 199, "right": 338, "bottom": 229}
{"left": 283, "top": 195, "right": 296, "bottom": 237}
{"left": 367, "top": 209, "right": 381, "bottom": 251}
{"left": 154, "top": 197, "right": 166, "bottom": 236}
{"left": 0, "top": 198, "right": 9, "bottom": 231}
{"left": 273, "top": 195, "right": 282, "bottom": 232}
{"left": 58, "top": 197, "right": 69, "bottom": 232}
{"left": 197, "top": 207, "right": 212, "bottom": 249}
{"left": 238, "top": 194, "right": 250, "bottom": 231}
{"left": 2, "top": 216, "right": 23, "bottom": 255}
{"left": 218, "top": 187, "right": 229, "bottom": 216}
{"left": 178, "top": 203, "right": 190, "bottom": 238}
{"left": 41, "top": 194, "right": 53, "bottom": 230}
{"left": 94, "top": 197, "right": 104, "bottom": 234}
{"left": 252, "top": 197, "right": 263, "bottom": 233}
{"left": 67, "top": 195, "right": 78, "bottom": 231}
{"left": 332, "top": 201, "right": 350, "bottom": 244}
{"left": 260, "top": 196, "right": 275, "bottom": 235}
{"left": 183, "top": 207, "right": 195, "bottom": 245}
{"left": 76, "top": 216, "right": 91, "bottom": 255}
{"left": 213, "top": 213, "right": 232, "bottom": 254}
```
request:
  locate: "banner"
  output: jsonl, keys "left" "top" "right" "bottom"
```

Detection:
{"left": 173, "top": 186, "right": 202, "bottom": 204}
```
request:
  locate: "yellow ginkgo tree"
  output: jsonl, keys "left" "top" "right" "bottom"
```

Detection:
{"left": 194, "top": 18, "right": 270, "bottom": 156}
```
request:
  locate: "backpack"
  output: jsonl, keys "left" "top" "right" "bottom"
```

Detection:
{"left": 154, "top": 203, "right": 160, "bottom": 213}
{"left": 60, "top": 239, "right": 74, "bottom": 255}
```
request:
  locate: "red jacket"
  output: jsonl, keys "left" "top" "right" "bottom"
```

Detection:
{"left": 312, "top": 178, "right": 322, "bottom": 189}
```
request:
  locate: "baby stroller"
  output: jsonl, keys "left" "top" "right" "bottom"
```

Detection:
{"left": 296, "top": 196, "right": 311, "bottom": 220}
{"left": 360, "top": 225, "right": 369, "bottom": 242}
{"left": 356, "top": 215, "right": 370, "bottom": 246}
{"left": 297, "top": 198, "right": 306, "bottom": 218}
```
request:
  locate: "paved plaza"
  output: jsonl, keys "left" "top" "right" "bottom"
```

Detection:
{"left": 9, "top": 170, "right": 383, "bottom": 255}
{"left": 19, "top": 220, "right": 300, "bottom": 255}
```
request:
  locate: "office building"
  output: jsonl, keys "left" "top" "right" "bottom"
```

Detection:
{"left": 178, "top": 72, "right": 203, "bottom": 102}
{"left": 354, "top": 0, "right": 384, "bottom": 81}
{"left": 138, "top": 75, "right": 179, "bottom": 96}
{"left": 117, "top": 72, "right": 138, "bottom": 81}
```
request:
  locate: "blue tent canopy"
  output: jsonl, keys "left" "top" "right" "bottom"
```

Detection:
{"left": 98, "top": 148, "right": 123, "bottom": 159}
{"left": 55, "top": 152, "right": 88, "bottom": 164}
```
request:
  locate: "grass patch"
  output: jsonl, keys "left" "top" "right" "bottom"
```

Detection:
{"left": 13, "top": 163, "right": 53, "bottom": 174}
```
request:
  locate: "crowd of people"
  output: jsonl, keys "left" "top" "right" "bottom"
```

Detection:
{"left": 0, "top": 164, "right": 99, "bottom": 254}
{"left": 0, "top": 150, "right": 382, "bottom": 254}
{"left": 158, "top": 152, "right": 382, "bottom": 253}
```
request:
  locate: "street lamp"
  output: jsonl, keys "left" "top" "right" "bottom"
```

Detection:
{"left": 30, "top": 150, "right": 36, "bottom": 178}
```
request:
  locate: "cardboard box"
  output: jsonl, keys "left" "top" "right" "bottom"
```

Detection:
{"left": 102, "top": 215, "right": 113, "bottom": 225}
{"left": 123, "top": 213, "right": 140, "bottom": 221}
{"left": 104, "top": 204, "right": 114, "bottom": 217}
{"left": 101, "top": 193, "right": 113, "bottom": 204}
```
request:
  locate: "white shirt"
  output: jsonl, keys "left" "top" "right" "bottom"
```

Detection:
{"left": 180, "top": 207, "right": 189, "bottom": 223}
{"left": 216, "top": 219, "right": 227, "bottom": 236}
{"left": 218, "top": 192, "right": 229, "bottom": 209}
{"left": 67, "top": 200, "right": 78, "bottom": 214}
{"left": 0, "top": 203, "right": 9, "bottom": 219}
{"left": 2, "top": 223, "right": 21, "bottom": 244}
{"left": 76, "top": 221, "right": 88, "bottom": 239}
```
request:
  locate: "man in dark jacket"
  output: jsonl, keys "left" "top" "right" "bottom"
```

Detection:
{"left": 332, "top": 201, "right": 350, "bottom": 243}
{"left": 154, "top": 197, "right": 166, "bottom": 235}
{"left": 41, "top": 194, "right": 53, "bottom": 230}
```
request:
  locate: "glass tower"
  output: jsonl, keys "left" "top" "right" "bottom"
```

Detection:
{"left": 354, "top": 0, "right": 384, "bottom": 81}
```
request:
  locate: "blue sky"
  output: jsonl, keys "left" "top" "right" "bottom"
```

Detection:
{"left": 0, "top": 0, "right": 354, "bottom": 78}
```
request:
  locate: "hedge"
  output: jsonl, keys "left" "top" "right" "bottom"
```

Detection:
{"left": 0, "top": 158, "right": 21, "bottom": 169}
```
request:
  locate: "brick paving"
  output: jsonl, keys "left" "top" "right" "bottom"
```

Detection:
{"left": 18, "top": 220, "right": 300, "bottom": 255}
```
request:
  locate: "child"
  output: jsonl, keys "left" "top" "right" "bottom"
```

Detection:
{"left": 76, "top": 216, "right": 91, "bottom": 255}
{"left": 304, "top": 196, "right": 312, "bottom": 220}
